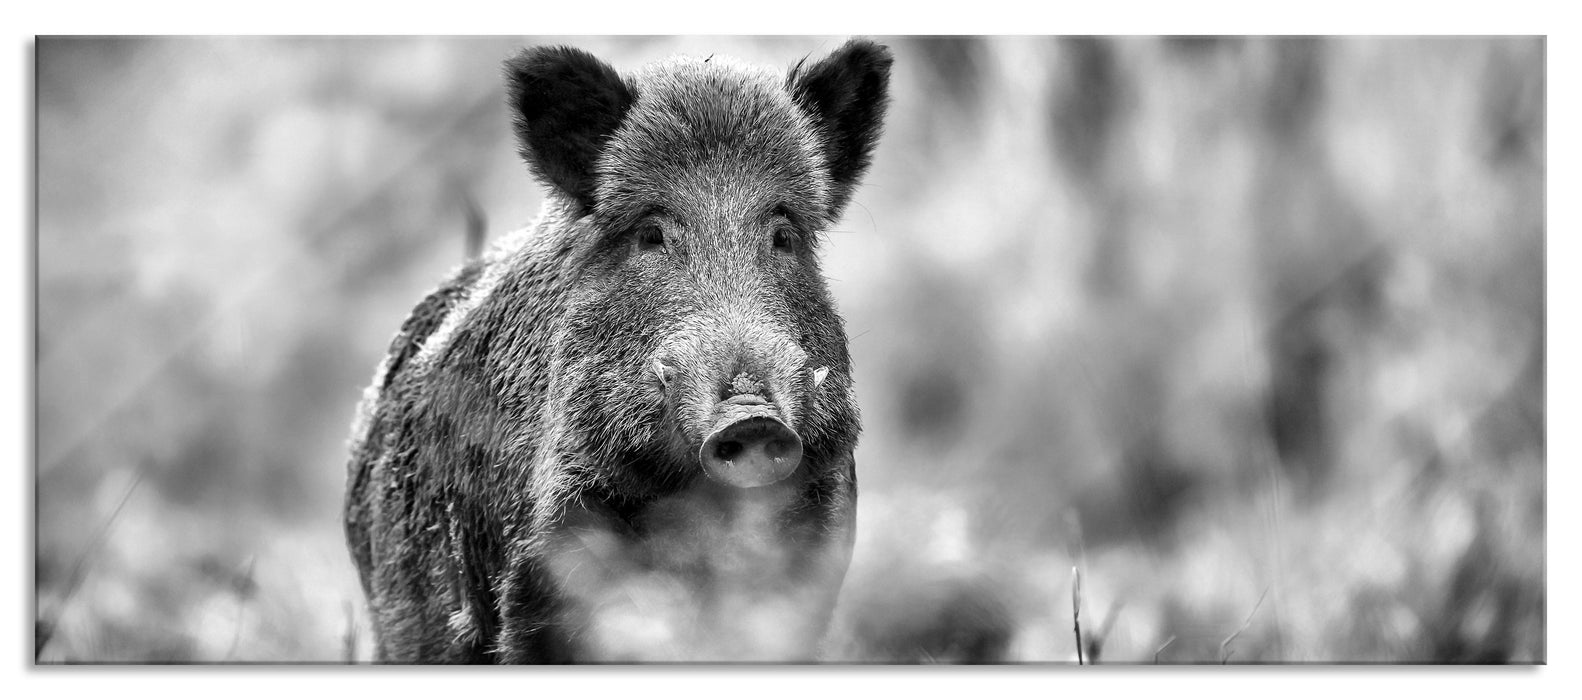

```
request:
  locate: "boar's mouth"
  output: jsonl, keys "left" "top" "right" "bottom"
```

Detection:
{"left": 698, "top": 397, "right": 803, "bottom": 488}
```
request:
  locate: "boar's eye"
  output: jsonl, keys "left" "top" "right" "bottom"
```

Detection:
{"left": 771, "top": 206, "right": 798, "bottom": 252}
{"left": 635, "top": 222, "right": 665, "bottom": 252}
{"left": 772, "top": 226, "right": 794, "bottom": 251}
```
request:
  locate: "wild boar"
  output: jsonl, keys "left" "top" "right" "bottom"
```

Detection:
{"left": 344, "top": 39, "right": 891, "bottom": 662}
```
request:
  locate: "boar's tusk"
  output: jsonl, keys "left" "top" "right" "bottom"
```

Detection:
{"left": 653, "top": 360, "right": 671, "bottom": 387}
{"left": 811, "top": 366, "right": 830, "bottom": 389}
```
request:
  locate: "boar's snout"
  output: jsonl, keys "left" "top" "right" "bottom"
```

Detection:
{"left": 700, "top": 396, "right": 804, "bottom": 488}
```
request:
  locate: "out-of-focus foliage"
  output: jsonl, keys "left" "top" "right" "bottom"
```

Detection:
{"left": 35, "top": 36, "right": 1543, "bottom": 663}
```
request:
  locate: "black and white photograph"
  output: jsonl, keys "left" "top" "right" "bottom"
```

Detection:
{"left": 28, "top": 29, "right": 1550, "bottom": 669}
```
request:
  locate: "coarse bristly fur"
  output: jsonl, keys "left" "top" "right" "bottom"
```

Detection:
{"left": 344, "top": 39, "right": 892, "bottom": 663}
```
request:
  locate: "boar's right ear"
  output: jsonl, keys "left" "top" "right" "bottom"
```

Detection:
{"left": 787, "top": 39, "right": 894, "bottom": 219}
{"left": 504, "top": 46, "right": 635, "bottom": 211}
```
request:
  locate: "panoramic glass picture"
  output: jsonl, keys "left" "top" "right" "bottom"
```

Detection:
{"left": 35, "top": 35, "right": 1544, "bottom": 664}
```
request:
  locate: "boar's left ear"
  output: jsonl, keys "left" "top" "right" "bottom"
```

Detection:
{"left": 504, "top": 46, "right": 636, "bottom": 211}
{"left": 787, "top": 38, "right": 894, "bottom": 219}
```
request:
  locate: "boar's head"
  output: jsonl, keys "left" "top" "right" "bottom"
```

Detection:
{"left": 504, "top": 41, "right": 890, "bottom": 495}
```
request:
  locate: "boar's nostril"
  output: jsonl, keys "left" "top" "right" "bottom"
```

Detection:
{"left": 764, "top": 438, "right": 795, "bottom": 460}
{"left": 715, "top": 440, "right": 745, "bottom": 462}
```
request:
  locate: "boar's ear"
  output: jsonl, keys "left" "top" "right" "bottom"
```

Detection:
{"left": 787, "top": 38, "right": 894, "bottom": 219}
{"left": 504, "top": 46, "right": 635, "bottom": 211}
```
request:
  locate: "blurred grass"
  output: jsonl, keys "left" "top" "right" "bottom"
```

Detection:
{"left": 35, "top": 36, "right": 1543, "bottom": 663}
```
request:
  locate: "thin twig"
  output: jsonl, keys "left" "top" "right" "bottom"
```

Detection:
{"left": 1087, "top": 600, "right": 1123, "bottom": 664}
{"left": 460, "top": 190, "right": 486, "bottom": 260}
{"left": 1219, "top": 585, "right": 1271, "bottom": 663}
{"left": 1072, "top": 566, "right": 1084, "bottom": 666}
{"left": 1153, "top": 635, "right": 1176, "bottom": 664}
{"left": 342, "top": 600, "right": 358, "bottom": 663}
{"left": 36, "top": 472, "right": 143, "bottom": 659}
{"left": 223, "top": 556, "right": 256, "bottom": 661}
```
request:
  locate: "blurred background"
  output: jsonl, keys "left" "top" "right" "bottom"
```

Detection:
{"left": 34, "top": 36, "right": 1544, "bottom": 663}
